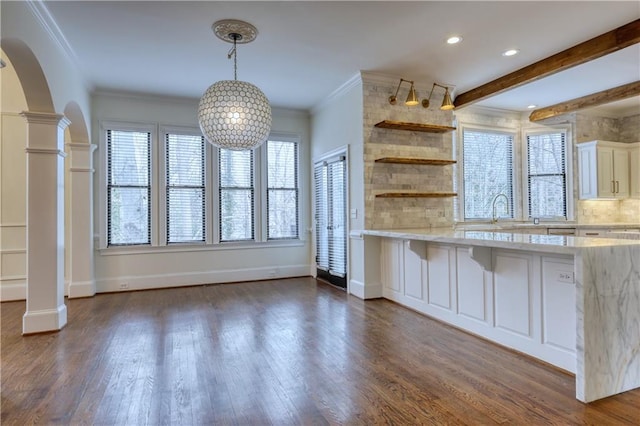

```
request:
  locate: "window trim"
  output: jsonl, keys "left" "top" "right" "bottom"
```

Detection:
{"left": 218, "top": 147, "right": 256, "bottom": 242}
{"left": 455, "top": 120, "right": 574, "bottom": 224}
{"left": 99, "top": 121, "right": 158, "bottom": 249}
{"left": 521, "top": 125, "right": 573, "bottom": 221}
{"left": 265, "top": 136, "right": 301, "bottom": 240}
{"left": 456, "top": 123, "right": 519, "bottom": 223}
{"left": 99, "top": 121, "right": 304, "bottom": 252}
{"left": 160, "top": 126, "right": 209, "bottom": 245}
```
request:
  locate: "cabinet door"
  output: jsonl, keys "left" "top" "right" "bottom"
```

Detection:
{"left": 427, "top": 245, "right": 453, "bottom": 311}
{"left": 578, "top": 145, "right": 598, "bottom": 199}
{"left": 596, "top": 148, "right": 615, "bottom": 197}
{"left": 381, "top": 239, "right": 404, "bottom": 295}
{"left": 494, "top": 252, "right": 533, "bottom": 337}
{"left": 613, "top": 148, "right": 629, "bottom": 197}
{"left": 631, "top": 147, "right": 640, "bottom": 198}
{"left": 541, "top": 257, "right": 575, "bottom": 354}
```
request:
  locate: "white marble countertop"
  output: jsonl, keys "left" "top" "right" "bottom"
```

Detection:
{"left": 454, "top": 222, "right": 640, "bottom": 231}
{"left": 361, "top": 227, "right": 640, "bottom": 255}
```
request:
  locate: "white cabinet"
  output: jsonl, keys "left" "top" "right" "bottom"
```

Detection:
{"left": 630, "top": 144, "right": 640, "bottom": 198}
{"left": 493, "top": 251, "right": 534, "bottom": 337}
{"left": 577, "top": 229, "right": 607, "bottom": 237}
{"left": 541, "top": 257, "right": 575, "bottom": 354}
{"left": 378, "top": 239, "right": 576, "bottom": 373}
{"left": 578, "top": 140, "right": 630, "bottom": 199}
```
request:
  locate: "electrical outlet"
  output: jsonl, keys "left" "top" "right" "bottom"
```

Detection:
{"left": 556, "top": 271, "right": 573, "bottom": 283}
{"left": 119, "top": 282, "right": 129, "bottom": 290}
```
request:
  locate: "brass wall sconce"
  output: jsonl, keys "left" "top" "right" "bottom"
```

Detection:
{"left": 389, "top": 79, "right": 455, "bottom": 110}
{"left": 389, "top": 78, "right": 420, "bottom": 106}
{"left": 424, "top": 82, "right": 454, "bottom": 110}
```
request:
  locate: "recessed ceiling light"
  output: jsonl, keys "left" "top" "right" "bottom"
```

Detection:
{"left": 447, "top": 36, "right": 463, "bottom": 45}
{"left": 527, "top": 104, "right": 537, "bottom": 109}
{"left": 502, "top": 49, "right": 519, "bottom": 57}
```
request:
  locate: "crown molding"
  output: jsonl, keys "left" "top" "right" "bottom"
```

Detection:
{"left": 311, "top": 72, "right": 362, "bottom": 115}
{"left": 25, "top": 0, "right": 92, "bottom": 93}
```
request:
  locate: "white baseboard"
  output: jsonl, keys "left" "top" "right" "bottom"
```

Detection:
{"left": 349, "top": 279, "right": 382, "bottom": 299}
{"left": 1, "top": 282, "right": 26, "bottom": 301}
{"left": 22, "top": 304, "right": 67, "bottom": 334}
{"left": 68, "top": 280, "right": 96, "bottom": 298}
{"left": 96, "top": 264, "right": 312, "bottom": 293}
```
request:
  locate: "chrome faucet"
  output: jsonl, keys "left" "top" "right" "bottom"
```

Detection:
{"left": 491, "top": 193, "right": 510, "bottom": 224}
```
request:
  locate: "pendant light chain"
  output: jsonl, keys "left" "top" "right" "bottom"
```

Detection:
{"left": 233, "top": 36, "right": 237, "bottom": 81}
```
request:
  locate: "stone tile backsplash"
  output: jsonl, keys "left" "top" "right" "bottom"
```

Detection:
{"left": 363, "top": 77, "right": 455, "bottom": 229}
{"left": 577, "top": 199, "right": 640, "bottom": 224}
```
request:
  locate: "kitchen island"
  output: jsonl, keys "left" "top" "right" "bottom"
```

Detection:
{"left": 358, "top": 228, "right": 640, "bottom": 403}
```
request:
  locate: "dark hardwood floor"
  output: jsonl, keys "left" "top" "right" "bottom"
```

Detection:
{"left": 1, "top": 277, "right": 639, "bottom": 425}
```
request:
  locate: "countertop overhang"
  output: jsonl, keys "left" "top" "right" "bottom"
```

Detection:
{"left": 361, "top": 227, "right": 640, "bottom": 255}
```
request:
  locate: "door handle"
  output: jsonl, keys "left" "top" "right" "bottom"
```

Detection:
{"left": 616, "top": 181, "right": 620, "bottom": 193}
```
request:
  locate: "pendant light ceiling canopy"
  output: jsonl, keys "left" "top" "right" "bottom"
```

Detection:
{"left": 198, "top": 19, "right": 272, "bottom": 151}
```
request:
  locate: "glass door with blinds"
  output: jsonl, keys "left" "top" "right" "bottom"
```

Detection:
{"left": 314, "top": 156, "right": 347, "bottom": 288}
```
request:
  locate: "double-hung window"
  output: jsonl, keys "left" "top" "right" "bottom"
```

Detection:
{"left": 461, "top": 128, "right": 515, "bottom": 221}
{"left": 106, "top": 129, "right": 151, "bottom": 246}
{"left": 165, "top": 133, "right": 206, "bottom": 243}
{"left": 103, "top": 122, "right": 302, "bottom": 248}
{"left": 526, "top": 131, "right": 569, "bottom": 219}
{"left": 266, "top": 140, "right": 299, "bottom": 239}
{"left": 219, "top": 148, "right": 254, "bottom": 242}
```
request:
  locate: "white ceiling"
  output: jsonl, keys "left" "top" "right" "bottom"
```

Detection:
{"left": 43, "top": 1, "right": 640, "bottom": 117}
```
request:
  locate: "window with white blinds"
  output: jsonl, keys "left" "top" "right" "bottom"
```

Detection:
{"left": 314, "top": 157, "right": 346, "bottom": 284}
{"left": 107, "top": 129, "right": 151, "bottom": 246}
{"left": 166, "top": 133, "right": 205, "bottom": 243}
{"left": 219, "top": 148, "right": 254, "bottom": 242}
{"left": 266, "top": 140, "right": 299, "bottom": 239}
{"left": 526, "top": 131, "right": 567, "bottom": 219}
{"left": 462, "top": 129, "right": 515, "bottom": 220}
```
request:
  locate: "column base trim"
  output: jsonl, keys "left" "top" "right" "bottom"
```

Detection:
{"left": 349, "top": 279, "right": 382, "bottom": 299}
{"left": 68, "top": 280, "right": 96, "bottom": 299}
{"left": 23, "top": 305, "right": 67, "bottom": 334}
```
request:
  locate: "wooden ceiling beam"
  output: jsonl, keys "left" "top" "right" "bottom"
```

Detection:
{"left": 529, "top": 81, "right": 640, "bottom": 122}
{"left": 453, "top": 19, "right": 640, "bottom": 109}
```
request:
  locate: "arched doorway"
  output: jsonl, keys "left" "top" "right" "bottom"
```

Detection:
{"left": 1, "top": 39, "right": 69, "bottom": 334}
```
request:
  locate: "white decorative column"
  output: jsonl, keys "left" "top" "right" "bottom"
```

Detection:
{"left": 20, "top": 111, "right": 69, "bottom": 334}
{"left": 67, "top": 142, "right": 97, "bottom": 298}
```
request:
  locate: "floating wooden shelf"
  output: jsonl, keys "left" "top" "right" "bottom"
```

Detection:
{"left": 374, "top": 120, "right": 456, "bottom": 133}
{"left": 375, "top": 192, "right": 457, "bottom": 198}
{"left": 375, "top": 157, "right": 456, "bottom": 165}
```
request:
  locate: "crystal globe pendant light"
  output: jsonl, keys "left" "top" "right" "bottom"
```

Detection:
{"left": 198, "top": 20, "right": 272, "bottom": 150}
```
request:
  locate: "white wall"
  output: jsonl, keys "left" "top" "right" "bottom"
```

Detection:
{"left": 91, "top": 92, "right": 312, "bottom": 292}
{"left": 0, "top": 54, "right": 29, "bottom": 300}
{"left": 1, "top": 1, "right": 91, "bottom": 124}
{"left": 310, "top": 74, "right": 364, "bottom": 295}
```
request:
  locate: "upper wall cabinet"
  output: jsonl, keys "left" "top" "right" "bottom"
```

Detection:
{"left": 577, "top": 140, "right": 633, "bottom": 199}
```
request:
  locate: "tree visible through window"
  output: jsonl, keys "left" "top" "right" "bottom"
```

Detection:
{"left": 527, "top": 132, "right": 567, "bottom": 219}
{"left": 107, "top": 130, "right": 151, "bottom": 246}
{"left": 462, "top": 129, "right": 515, "bottom": 220}
{"left": 219, "top": 149, "right": 254, "bottom": 241}
{"left": 267, "top": 140, "right": 299, "bottom": 239}
{"left": 166, "top": 133, "right": 205, "bottom": 243}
